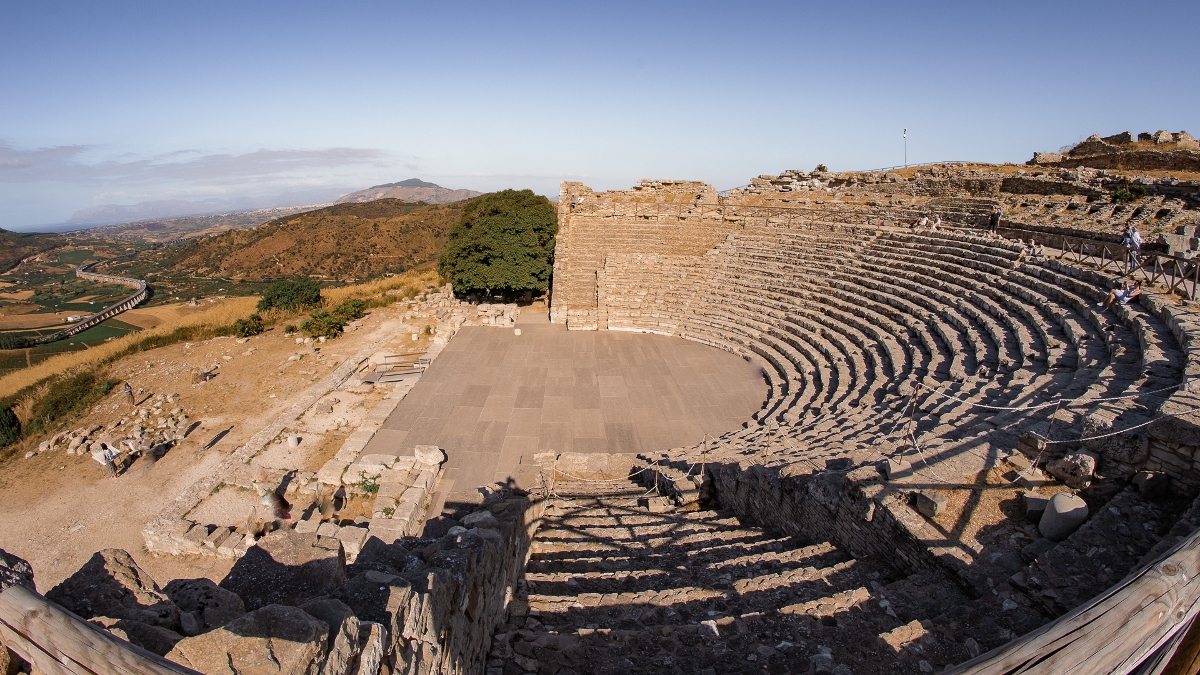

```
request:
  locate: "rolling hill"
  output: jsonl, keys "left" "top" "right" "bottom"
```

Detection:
{"left": 0, "top": 229, "right": 64, "bottom": 273}
{"left": 139, "top": 198, "right": 469, "bottom": 282}
{"left": 337, "top": 179, "right": 482, "bottom": 204}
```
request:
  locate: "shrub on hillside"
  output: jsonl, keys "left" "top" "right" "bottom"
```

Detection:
{"left": 233, "top": 313, "right": 265, "bottom": 338}
{"left": 256, "top": 279, "right": 322, "bottom": 312}
{"left": 333, "top": 299, "right": 366, "bottom": 321}
{"left": 437, "top": 190, "right": 558, "bottom": 295}
{"left": 301, "top": 310, "right": 345, "bottom": 339}
{"left": 0, "top": 406, "right": 19, "bottom": 448}
{"left": 25, "top": 370, "right": 118, "bottom": 438}
{"left": 1111, "top": 183, "right": 1148, "bottom": 204}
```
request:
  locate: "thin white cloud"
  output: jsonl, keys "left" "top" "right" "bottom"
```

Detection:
{"left": 0, "top": 141, "right": 395, "bottom": 185}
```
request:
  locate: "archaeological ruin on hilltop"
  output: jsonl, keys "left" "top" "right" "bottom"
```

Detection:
{"left": 4, "top": 131, "right": 1200, "bottom": 674}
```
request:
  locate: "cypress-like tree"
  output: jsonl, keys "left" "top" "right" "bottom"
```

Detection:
{"left": 437, "top": 190, "right": 558, "bottom": 295}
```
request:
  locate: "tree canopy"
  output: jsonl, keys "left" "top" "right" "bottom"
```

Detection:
{"left": 437, "top": 190, "right": 558, "bottom": 295}
{"left": 256, "top": 279, "right": 322, "bottom": 312}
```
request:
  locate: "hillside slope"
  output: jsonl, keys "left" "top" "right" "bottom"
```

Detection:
{"left": 148, "top": 199, "right": 467, "bottom": 282}
{"left": 337, "top": 179, "right": 481, "bottom": 204}
{"left": 0, "top": 229, "right": 63, "bottom": 273}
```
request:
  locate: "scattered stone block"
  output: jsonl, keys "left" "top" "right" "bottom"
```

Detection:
{"left": 1024, "top": 492, "right": 1051, "bottom": 522}
{"left": 637, "top": 496, "right": 674, "bottom": 513}
{"left": 0, "top": 548, "right": 34, "bottom": 592}
{"left": 1039, "top": 493, "right": 1089, "bottom": 542}
{"left": 183, "top": 523, "right": 210, "bottom": 545}
{"left": 219, "top": 531, "right": 346, "bottom": 610}
{"left": 916, "top": 491, "right": 947, "bottom": 518}
{"left": 201, "top": 526, "right": 231, "bottom": 550}
{"left": 1133, "top": 470, "right": 1169, "bottom": 498}
{"left": 317, "top": 522, "right": 341, "bottom": 538}
{"left": 336, "top": 526, "right": 370, "bottom": 562}
{"left": 299, "top": 598, "right": 360, "bottom": 675}
{"left": 163, "top": 578, "right": 246, "bottom": 630}
{"left": 1045, "top": 451, "right": 1098, "bottom": 489}
{"left": 166, "top": 604, "right": 329, "bottom": 675}
{"left": 878, "top": 619, "right": 928, "bottom": 653}
{"left": 884, "top": 459, "right": 912, "bottom": 481}
{"left": 216, "top": 533, "right": 245, "bottom": 559}
{"left": 90, "top": 616, "right": 184, "bottom": 656}
{"left": 461, "top": 510, "right": 501, "bottom": 528}
{"left": 295, "top": 519, "right": 319, "bottom": 534}
{"left": 414, "top": 445, "right": 444, "bottom": 465}
{"left": 47, "top": 549, "right": 182, "bottom": 631}
{"left": 1017, "top": 468, "right": 1054, "bottom": 489}
{"left": 1005, "top": 453, "right": 1032, "bottom": 471}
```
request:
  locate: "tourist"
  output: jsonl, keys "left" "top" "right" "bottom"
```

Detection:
{"left": 1120, "top": 225, "right": 1143, "bottom": 268}
{"left": 930, "top": 216, "right": 940, "bottom": 232}
{"left": 1015, "top": 239, "right": 1041, "bottom": 264}
{"left": 1099, "top": 280, "right": 1142, "bottom": 309}
{"left": 123, "top": 381, "right": 134, "bottom": 406}
{"left": 988, "top": 208, "right": 1002, "bottom": 236}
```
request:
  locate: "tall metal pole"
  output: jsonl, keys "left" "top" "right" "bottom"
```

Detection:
{"left": 903, "top": 128, "right": 908, "bottom": 168}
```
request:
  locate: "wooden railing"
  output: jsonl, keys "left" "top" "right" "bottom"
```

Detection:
{"left": 997, "top": 225, "right": 1200, "bottom": 302}
{"left": 0, "top": 584, "right": 200, "bottom": 675}
{"left": 952, "top": 526, "right": 1200, "bottom": 674}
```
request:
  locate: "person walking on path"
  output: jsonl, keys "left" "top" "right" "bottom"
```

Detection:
{"left": 1120, "top": 224, "right": 1143, "bottom": 269}
{"left": 988, "top": 208, "right": 1002, "bottom": 236}
{"left": 123, "top": 381, "right": 134, "bottom": 407}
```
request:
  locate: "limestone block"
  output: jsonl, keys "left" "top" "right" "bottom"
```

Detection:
{"left": 317, "top": 460, "right": 350, "bottom": 486}
{"left": 414, "top": 445, "right": 444, "bottom": 465}
{"left": 219, "top": 531, "right": 346, "bottom": 610}
{"left": 358, "top": 454, "right": 399, "bottom": 468}
{"left": 1017, "top": 468, "right": 1054, "bottom": 489}
{"left": 90, "top": 616, "right": 184, "bottom": 656}
{"left": 1045, "top": 451, "right": 1098, "bottom": 489}
{"left": 166, "top": 604, "right": 329, "bottom": 675}
{"left": 878, "top": 619, "right": 928, "bottom": 654}
{"left": 216, "top": 533, "right": 245, "bottom": 559}
{"left": 372, "top": 496, "right": 398, "bottom": 518}
{"left": 163, "top": 578, "right": 246, "bottom": 631}
{"left": 884, "top": 459, "right": 912, "bottom": 481}
{"left": 299, "top": 598, "right": 360, "bottom": 675}
{"left": 344, "top": 463, "right": 386, "bottom": 485}
{"left": 1133, "top": 470, "right": 1169, "bottom": 498}
{"left": 336, "top": 526, "right": 370, "bottom": 562}
{"left": 354, "top": 621, "right": 387, "bottom": 675}
{"left": 1039, "top": 493, "right": 1089, "bottom": 542}
{"left": 202, "top": 526, "right": 232, "bottom": 550}
{"left": 916, "top": 491, "right": 947, "bottom": 518}
{"left": 1024, "top": 492, "right": 1050, "bottom": 522}
{"left": 398, "top": 486, "right": 426, "bottom": 505}
{"left": 0, "top": 548, "right": 34, "bottom": 593}
{"left": 317, "top": 522, "right": 341, "bottom": 538}
{"left": 412, "top": 468, "right": 437, "bottom": 492}
{"left": 367, "top": 518, "right": 408, "bottom": 545}
{"left": 46, "top": 549, "right": 182, "bottom": 632}
{"left": 461, "top": 510, "right": 501, "bottom": 529}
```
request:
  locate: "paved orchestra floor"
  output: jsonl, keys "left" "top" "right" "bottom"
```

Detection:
{"left": 362, "top": 308, "right": 766, "bottom": 499}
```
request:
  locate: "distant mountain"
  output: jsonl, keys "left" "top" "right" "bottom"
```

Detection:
{"left": 64, "top": 188, "right": 352, "bottom": 227}
{"left": 337, "top": 179, "right": 481, "bottom": 205}
{"left": 78, "top": 204, "right": 333, "bottom": 243}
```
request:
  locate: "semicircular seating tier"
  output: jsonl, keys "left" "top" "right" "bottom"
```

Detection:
{"left": 545, "top": 180, "right": 1200, "bottom": 668}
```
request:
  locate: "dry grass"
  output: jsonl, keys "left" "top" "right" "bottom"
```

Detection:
{"left": 323, "top": 268, "right": 440, "bottom": 305}
{"left": 0, "top": 296, "right": 257, "bottom": 399}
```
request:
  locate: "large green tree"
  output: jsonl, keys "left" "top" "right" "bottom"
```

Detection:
{"left": 438, "top": 190, "right": 558, "bottom": 295}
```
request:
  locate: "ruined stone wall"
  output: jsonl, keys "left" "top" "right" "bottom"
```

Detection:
{"left": 552, "top": 181, "right": 736, "bottom": 330}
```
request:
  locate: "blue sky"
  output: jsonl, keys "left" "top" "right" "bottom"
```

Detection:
{"left": 2, "top": 1, "right": 1197, "bottom": 230}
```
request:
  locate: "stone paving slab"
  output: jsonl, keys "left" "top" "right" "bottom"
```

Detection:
{"left": 361, "top": 310, "right": 765, "bottom": 494}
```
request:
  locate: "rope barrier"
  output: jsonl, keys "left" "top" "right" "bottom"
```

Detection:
{"left": 914, "top": 378, "right": 1191, "bottom": 412}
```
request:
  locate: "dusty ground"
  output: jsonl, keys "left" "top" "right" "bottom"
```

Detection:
{"left": 0, "top": 300, "right": 436, "bottom": 593}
